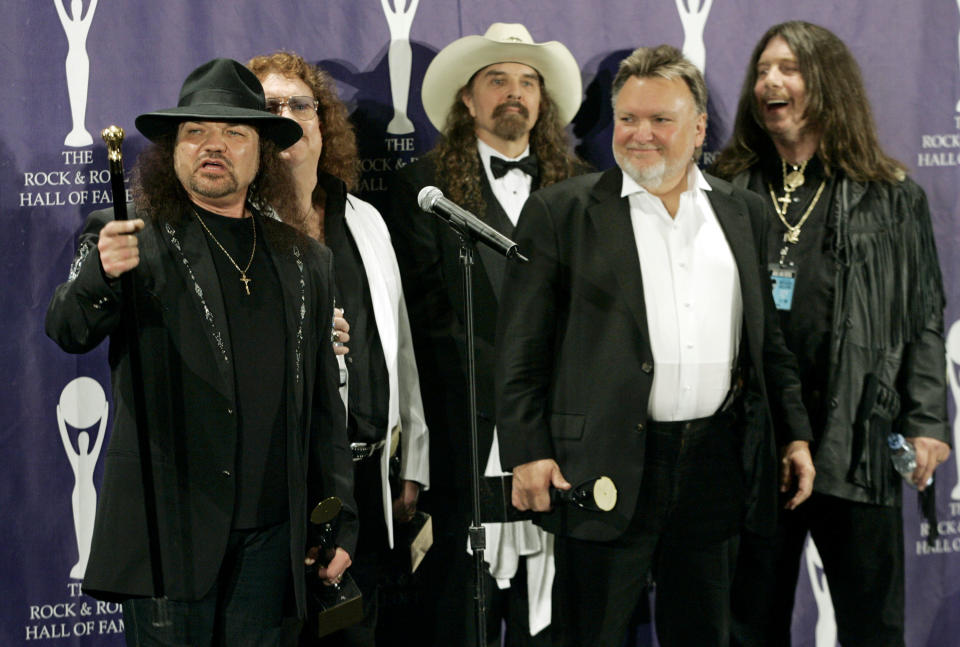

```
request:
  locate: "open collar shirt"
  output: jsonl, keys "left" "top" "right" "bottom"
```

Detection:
{"left": 622, "top": 165, "right": 742, "bottom": 421}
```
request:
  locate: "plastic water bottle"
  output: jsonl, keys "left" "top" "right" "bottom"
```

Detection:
{"left": 887, "top": 433, "right": 933, "bottom": 488}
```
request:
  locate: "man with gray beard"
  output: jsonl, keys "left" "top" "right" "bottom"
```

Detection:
{"left": 495, "top": 44, "right": 813, "bottom": 647}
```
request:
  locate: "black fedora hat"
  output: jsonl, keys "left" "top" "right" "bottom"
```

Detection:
{"left": 135, "top": 58, "right": 302, "bottom": 149}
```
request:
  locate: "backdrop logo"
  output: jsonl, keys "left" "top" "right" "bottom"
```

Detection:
{"left": 22, "top": 374, "right": 120, "bottom": 639}
{"left": 57, "top": 376, "right": 107, "bottom": 580}
{"left": 55, "top": 0, "right": 98, "bottom": 147}
{"left": 676, "top": 0, "right": 713, "bottom": 73}
{"left": 804, "top": 537, "right": 837, "bottom": 647}
{"left": 918, "top": 318, "right": 960, "bottom": 556}
{"left": 948, "top": 320, "right": 960, "bottom": 501}
{"left": 382, "top": 0, "right": 419, "bottom": 135}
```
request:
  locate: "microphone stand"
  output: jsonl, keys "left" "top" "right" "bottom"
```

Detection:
{"left": 456, "top": 233, "right": 488, "bottom": 647}
{"left": 422, "top": 189, "right": 526, "bottom": 646}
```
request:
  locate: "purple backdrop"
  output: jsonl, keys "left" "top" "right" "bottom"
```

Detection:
{"left": 3, "top": 1, "right": 958, "bottom": 645}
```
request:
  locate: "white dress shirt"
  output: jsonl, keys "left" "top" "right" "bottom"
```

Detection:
{"left": 478, "top": 139, "right": 533, "bottom": 227}
{"left": 622, "top": 166, "right": 742, "bottom": 421}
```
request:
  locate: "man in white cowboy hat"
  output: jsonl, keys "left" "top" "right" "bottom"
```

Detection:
{"left": 46, "top": 58, "right": 357, "bottom": 646}
{"left": 384, "top": 22, "right": 584, "bottom": 647}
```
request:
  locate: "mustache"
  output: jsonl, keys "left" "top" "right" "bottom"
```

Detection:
{"left": 492, "top": 101, "right": 530, "bottom": 119}
{"left": 196, "top": 153, "right": 233, "bottom": 170}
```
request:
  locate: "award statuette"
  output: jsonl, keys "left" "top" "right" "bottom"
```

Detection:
{"left": 554, "top": 475, "right": 618, "bottom": 512}
{"left": 307, "top": 497, "right": 363, "bottom": 638}
{"left": 480, "top": 475, "right": 619, "bottom": 522}
{"left": 552, "top": 475, "right": 618, "bottom": 512}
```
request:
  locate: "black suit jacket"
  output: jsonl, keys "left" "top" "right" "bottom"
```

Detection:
{"left": 385, "top": 157, "right": 522, "bottom": 515}
{"left": 45, "top": 206, "right": 357, "bottom": 615}
{"left": 495, "top": 167, "right": 811, "bottom": 541}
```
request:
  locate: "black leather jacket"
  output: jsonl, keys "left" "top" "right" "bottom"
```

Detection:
{"left": 734, "top": 170, "right": 950, "bottom": 506}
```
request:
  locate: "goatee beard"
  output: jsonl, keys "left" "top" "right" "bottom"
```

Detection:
{"left": 189, "top": 173, "right": 240, "bottom": 199}
{"left": 614, "top": 150, "right": 666, "bottom": 191}
{"left": 492, "top": 102, "right": 530, "bottom": 141}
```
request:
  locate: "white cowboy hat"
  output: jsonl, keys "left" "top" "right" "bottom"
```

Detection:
{"left": 421, "top": 22, "right": 582, "bottom": 132}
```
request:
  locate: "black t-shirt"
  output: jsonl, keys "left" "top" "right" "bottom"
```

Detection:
{"left": 194, "top": 204, "right": 288, "bottom": 529}
{"left": 750, "top": 156, "right": 837, "bottom": 435}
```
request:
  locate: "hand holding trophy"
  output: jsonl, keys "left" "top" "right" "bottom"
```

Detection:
{"left": 306, "top": 497, "right": 363, "bottom": 638}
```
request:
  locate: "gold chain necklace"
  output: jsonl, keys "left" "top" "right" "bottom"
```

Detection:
{"left": 767, "top": 157, "right": 827, "bottom": 244}
{"left": 768, "top": 179, "right": 826, "bottom": 245}
{"left": 771, "top": 157, "right": 808, "bottom": 219}
{"left": 769, "top": 178, "right": 826, "bottom": 266}
{"left": 782, "top": 158, "right": 807, "bottom": 193}
{"left": 193, "top": 209, "right": 257, "bottom": 295}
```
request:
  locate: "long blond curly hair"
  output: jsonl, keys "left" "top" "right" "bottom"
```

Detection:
{"left": 247, "top": 51, "right": 360, "bottom": 200}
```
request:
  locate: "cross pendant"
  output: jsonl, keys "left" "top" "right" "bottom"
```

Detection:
{"left": 240, "top": 275, "right": 252, "bottom": 295}
{"left": 777, "top": 193, "right": 792, "bottom": 208}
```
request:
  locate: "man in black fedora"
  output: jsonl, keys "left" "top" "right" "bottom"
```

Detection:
{"left": 46, "top": 58, "right": 357, "bottom": 646}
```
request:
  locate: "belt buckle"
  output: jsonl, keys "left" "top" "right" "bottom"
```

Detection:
{"left": 350, "top": 441, "right": 384, "bottom": 462}
{"left": 350, "top": 443, "right": 370, "bottom": 462}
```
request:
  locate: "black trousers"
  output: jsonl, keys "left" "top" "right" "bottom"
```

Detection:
{"left": 123, "top": 521, "right": 291, "bottom": 647}
{"left": 731, "top": 492, "right": 905, "bottom": 647}
{"left": 552, "top": 412, "right": 745, "bottom": 647}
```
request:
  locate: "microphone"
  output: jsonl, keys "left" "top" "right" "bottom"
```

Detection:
{"left": 417, "top": 186, "right": 528, "bottom": 262}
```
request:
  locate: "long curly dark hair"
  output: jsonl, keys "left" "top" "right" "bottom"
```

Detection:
{"left": 132, "top": 132, "right": 300, "bottom": 230}
{"left": 432, "top": 80, "right": 582, "bottom": 216}
{"left": 247, "top": 51, "right": 360, "bottom": 207}
{"left": 712, "top": 21, "right": 906, "bottom": 183}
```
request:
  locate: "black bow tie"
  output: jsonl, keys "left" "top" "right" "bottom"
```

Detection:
{"left": 490, "top": 154, "right": 539, "bottom": 179}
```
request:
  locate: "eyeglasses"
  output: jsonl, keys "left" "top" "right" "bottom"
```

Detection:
{"left": 265, "top": 95, "right": 319, "bottom": 121}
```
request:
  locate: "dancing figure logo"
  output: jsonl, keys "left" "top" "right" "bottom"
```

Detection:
{"left": 675, "top": 0, "right": 713, "bottom": 73}
{"left": 381, "top": 0, "right": 419, "bottom": 134}
{"left": 55, "top": 0, "right": 98, "bottom": 147}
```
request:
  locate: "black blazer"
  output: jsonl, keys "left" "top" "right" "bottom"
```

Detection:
{"left": 495, "top": 167, "right": 811, "bottom": 541}
{"left": 45, "top": 206, "right": 357, "bottom": 615}
{"left": 385, "top": 157, "right": 520, "bottom": 507}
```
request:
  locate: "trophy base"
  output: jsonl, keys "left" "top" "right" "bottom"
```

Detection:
{"left": 395, "top": 511, "right": 432, "bottom": 573}
{"left": 308, "top": 573, "right": 363, "bottom": 638}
